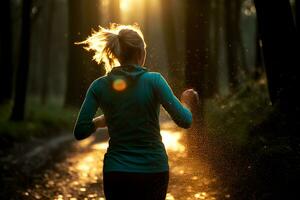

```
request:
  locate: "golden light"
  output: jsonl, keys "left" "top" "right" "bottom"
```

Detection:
{"left": 68, "top": 139, "right": 105, "bottom": 189}
{"left": 101, "top": 0, "right": 109, "bottom": 7}
{"left": 91, "top": 142, "right": 109, "bottom": 150}
{"left": 161, "top": 129, "right": 185, "bottom": 153}
{"left": 112, "top": 78, "right": 127, "bottom": 91}
{"left": 120, "top": 0, "right": 130, "bottom": 12}
{"left": 77, "top": 136, "right": 94, "bottom": 148}
{"left": 194, "top": 192, "right": 207, "bottom": 199}
{"left": 76, "top": 155, "right": 95, "bottom": 176}
{"left": 166, "top": 193, "right": 175, "bottom": 200}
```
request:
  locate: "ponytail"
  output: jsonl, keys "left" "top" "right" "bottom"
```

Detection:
{"left": 76, "top": 23, "right": 146, "bottom": 74}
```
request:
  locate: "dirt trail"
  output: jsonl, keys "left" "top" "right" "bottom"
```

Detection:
{"left": 18, "top": 121, "right": 230, "bottom": 200}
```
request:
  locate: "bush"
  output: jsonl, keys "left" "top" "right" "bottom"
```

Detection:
{"left": 205, "top": 78, "right": 273, "bottom": 147}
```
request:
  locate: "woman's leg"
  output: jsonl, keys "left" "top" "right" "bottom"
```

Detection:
{"left": 103, "top": 172, "right": 127, "bottom": 200}
{"left": 144, "top": 171, "right": 169, "bottom": 200}
{"left": 103, "top": 171, "right": 169, "bottom": 200}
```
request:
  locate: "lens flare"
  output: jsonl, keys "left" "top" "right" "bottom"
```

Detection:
{"left": 113, "top": 78, "right": 127, "bottom": 91}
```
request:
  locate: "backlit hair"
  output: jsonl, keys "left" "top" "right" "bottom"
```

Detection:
{"left": 76, "top": 23, "right": 146, "bottom": 74}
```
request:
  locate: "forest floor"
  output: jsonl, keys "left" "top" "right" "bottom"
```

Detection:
{"left": 3, "top": 116, "right": 233, "bottom": 200}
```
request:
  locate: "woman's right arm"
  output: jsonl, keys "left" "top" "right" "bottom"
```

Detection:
{"left": 154, "top": 73, "right": 193, "bottom": 129}
{"left": 73, "top": 80, "right": 100, "bottom": 140}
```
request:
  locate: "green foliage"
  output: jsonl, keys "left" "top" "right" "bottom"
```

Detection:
{"left": 202, "top": 78, "right": 300, "bottom": 198}
{"left": 0, "top": 98, "right": 79, "bottom": 140}
{"left": 205, "top": 78, "right": 273, "bottom": 147}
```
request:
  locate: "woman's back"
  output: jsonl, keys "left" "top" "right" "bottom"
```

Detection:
{"left": 74, "top": 64, "right": 192, "bottom": 173}
{"left": 100, "top": 65, "right": 161, "bottom": 145}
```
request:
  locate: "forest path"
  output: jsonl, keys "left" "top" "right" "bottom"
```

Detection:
{"left": 18, "top": 119, "right": 230, "bottom": 200}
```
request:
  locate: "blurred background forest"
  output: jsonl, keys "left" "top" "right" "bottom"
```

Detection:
{"left": 0, "top": 0, "right": 265, "bottom": 132}
{"left": 0, "top": 0, "right": 299, "bottom": 199}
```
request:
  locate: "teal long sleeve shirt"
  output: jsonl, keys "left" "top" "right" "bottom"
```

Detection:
{"left": 73, "top": 64, "right": 192, "bottom": 173}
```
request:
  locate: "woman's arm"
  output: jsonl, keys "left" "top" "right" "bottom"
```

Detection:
{"left": 73, "top": 81, "right": 100, "bottom": 140}
{"left": 154, "top": 73, "right": 193, "bottom": 129}
{"left": 180, "top": 89, "right": 200, "bottom": 113}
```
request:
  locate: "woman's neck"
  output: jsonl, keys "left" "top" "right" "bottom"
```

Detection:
{"left": 121, "top": 61, "right": 139, "bottom": 66}
{"left": 121, "top": 58, "right": 141, "bottom": 66}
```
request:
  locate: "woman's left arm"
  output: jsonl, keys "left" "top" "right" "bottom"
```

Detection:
{"left": 73, "top": 81, "right": 101, "bottom": 140}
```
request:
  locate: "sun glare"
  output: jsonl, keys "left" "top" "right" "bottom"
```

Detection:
{"left": 120, "top": 0, "right": 130, "bottom": 12}
{"left": 161, "top": 129, "right": 186, "bottom": 153}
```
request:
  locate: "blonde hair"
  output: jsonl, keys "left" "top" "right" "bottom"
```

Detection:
{"left": 76, "top": 23, "right": 146, "bottom": 74}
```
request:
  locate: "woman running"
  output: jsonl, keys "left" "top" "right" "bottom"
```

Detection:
{"left": 73, "top": 23, "right": 198, "bottom": 200}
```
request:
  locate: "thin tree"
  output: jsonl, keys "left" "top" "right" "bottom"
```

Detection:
{"left": 160, "top": 0, "right": 180, "bottom": 95}
{"left": 143, "top": 0, "right": 154, "bottom": 68}
{"left": 0, "top": 0, "right": 14, "bottom": 104}
{"left": 10, "top": 0, "right": 32, "bottom": 121}
{"left": 296, "top": 0, "right": 300, "bottom": 31}
{"left": 41, "top": 0, "right": 55, "bottom": 104}
{"left": 224, "top": 0, "right": 245, "bottom": 92}
{"left": 206, "top": 0, "right": 221, "bottom": 97}
{"left": 143, "top": 0, "right": 150, "bottom": 38}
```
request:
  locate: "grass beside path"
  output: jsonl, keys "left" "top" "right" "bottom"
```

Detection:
{"left": 0, "top": 98, "right": 78, "bottom": 142}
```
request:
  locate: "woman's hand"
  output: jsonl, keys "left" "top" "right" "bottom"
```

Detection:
{"left": 180, "top": 89, "right": 200, "bottom": 111}
{"left": 93, "top": 114, "right": 107, "bottom": 129}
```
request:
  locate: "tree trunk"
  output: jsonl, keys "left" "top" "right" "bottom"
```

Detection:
{"left": 185, "top": 0, "right": 209, "bottom": 99}
{"left": 224, "top": 0, "right": 244, "bottom": 92}
{"left": 160, "top": 0, "right": 180, "bottom": 96}
{"left": 206, "top": 0, "right": 220, "bottom": 97}
{"left": 185, "top": 0, "right": 210, "bottom": 155}
{"left": 235, "top": 1, "right": 247, "bottom": 74}
{"left": 252, "top": 2, "right": 300, "bottom": 197}
{"left": 143, "top": 0, "right": 150, "bottom": 38}
{"left": 254, "top": 0, "right": 299, "bottom": 128}
{"left": 41, "top": 0, "right": 54, "bottom": 104}
{"left": 81, "top": 0, "right": 104, "bottom": 90}
{"left": 65, "top": 0, "right": 103, "bottom": 107}
{"left": 0, "top": 0, "right": 13, "bottom": 104}
{"left": 143, "top": 0, "right": 154, "bottom": 68}
{"left": 296, "top": 0, "right": 300, "bottom": 31}
{"left": 10, "top": 0, "right": 32, "bottom": 121}
{"left": 65, "top": 0, "right": 83, "bottom": 107}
